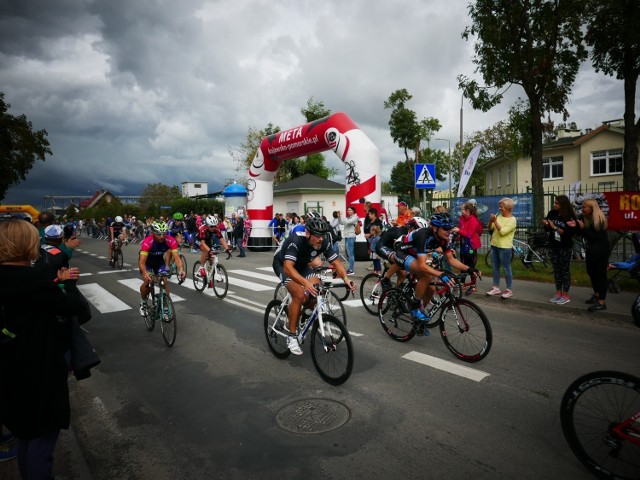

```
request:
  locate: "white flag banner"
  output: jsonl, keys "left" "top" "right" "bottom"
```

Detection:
{"left": 568, "top": 181, "right": 581, "bottom": 203}
{"left": 457, "top": 144, "right": 482, "bottom": 197}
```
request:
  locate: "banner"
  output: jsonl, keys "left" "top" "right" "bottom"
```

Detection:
{"left": 457, "top": 144, "right": 482, "bottom": 197}
{"left": 574, "top": 191, "right": 640, "bottom": 231}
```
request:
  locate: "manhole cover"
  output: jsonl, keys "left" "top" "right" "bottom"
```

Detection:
{"left": 276, "top": 398, "right": 350, "bottom": 434}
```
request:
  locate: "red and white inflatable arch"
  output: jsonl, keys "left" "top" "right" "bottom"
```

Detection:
{"left": 246, "top": 112, "right": 381, "bottom": 248}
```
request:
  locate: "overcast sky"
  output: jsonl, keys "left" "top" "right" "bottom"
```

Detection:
{"left": 1, "top": 0, "right": 629, "bottom": 208}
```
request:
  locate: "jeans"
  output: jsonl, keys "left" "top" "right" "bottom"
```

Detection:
{"left": 491, "top": 246, "right": 513, "bottom": 289}
{"left": 332, "top": 241, "right": 340, "bottom": 257}
{"left": 17, "top": 430, "right": 60, "bottom": 480}
{"left": 235, "top": 238, "right": 245, "bottom": 256}
{"left": 345, "top": 237, "right": 355, "bottom": 271}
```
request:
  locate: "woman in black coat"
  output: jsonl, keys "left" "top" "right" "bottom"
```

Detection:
{"left": 0, "top": 219, "right": 85, "bottom": 479}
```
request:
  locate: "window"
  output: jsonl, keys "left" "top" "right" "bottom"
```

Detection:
{"left": 591, "top": 149, "right": 623, "bottom": 176}
{"left": 488, "top": 171, "right": 493, "bottom": 190}
{"left": 506, "top": 164, "right": 512, "bottom": 185}
{"left": 304, "top": 201, "right": 324, "bottom": 216}
{"left": 194, "top": 183, "right": 202, "bottom": 188}
{"left": 543, "top": 156, "right": 564, "bottom": 180}
{"left": 497, "top": 167, "right": 502, "bottom": 188}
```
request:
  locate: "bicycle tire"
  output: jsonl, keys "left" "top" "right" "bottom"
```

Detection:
{"left": 310, "top": 314, "right": 353, "bottom": 386}
{"left": 178, "top": 254, "right": 187, "bottom": 284}
{"left": 360, "top": 272, "right": 384, "bottom": 315}
{"left": 264, "top": 299, "right": 291, "bottom": 359}
{"left": 143, "top": 293, "right": 156, "bottom": 331}
{"left": 560, "top": 370, "right": 640, "bottom": 480}
{"left": 115, "top": 250, "right": 124, "bottom": 269}
{"left": 333, "top": 281, "right": 350, "bottom": 302}
{"left": 322, "top": 289, "right": 347, "bottom": 327}
{"left": 378, "top": 288, "right": 415, "bottom": 342}
{"left": 159, "top": 293, "right": 177, "bottom": 347}
{"left": 274, "top": 282, "right": 286, "bottom": 301}
{"left": 438, "top": 298, "right": 491, "bottom": 362}
{"left": 192, "top": 261, "right": 206, "bottom": 292}
{"left": 213, "top": 264, "right": 229, "bottom": 298}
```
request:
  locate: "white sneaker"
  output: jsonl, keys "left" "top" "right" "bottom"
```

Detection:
{"left": 486, "top": 286, "right": 501, "bottom": 296}
{"left": 287, "top": 336, "right": 303, "bottom": 355}
{"left": 549, "top": 295, "right": 562, "bottom": 303}
{"left": 555, "top": 296, "right": 570, "bottom": 305}
{"left": 501, "top": 289, "right": 514, "bottom": 299}
{"left": 139, "top": 300, "right": 148, "bottom": 316}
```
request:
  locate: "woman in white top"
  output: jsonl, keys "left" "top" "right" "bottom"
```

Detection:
{"left": 341, "top": 206, "right": 359, "bottom": 274}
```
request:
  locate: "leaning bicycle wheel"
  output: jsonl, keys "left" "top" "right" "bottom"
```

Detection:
{"left": 212, "top": 264, "right": 229, "bottom": 298}
{"left": 438, "top": 298, "right": 491, "bottom": 362}
{"left": 192, "top": 261, "right": 206, "bottom": 292}
{"left": 378, "top": 288, "right": 415, "bottom": 342}
{"left": 310, "top": 314, "right": 353, "bottom": 386}
{"left": 159, "top": 293, "right": 177, "bottom": 347}
{"left": 115, "top": 249, "right": 124, "bottom": 269}
{"left": 360, "top": 272, "right": 384, "bottom": 315}
{"left": 264, "top": 299, "right": 291, "bottom": 359}
{"left": 560, "top": 371, "right": 640, "bottom": 480}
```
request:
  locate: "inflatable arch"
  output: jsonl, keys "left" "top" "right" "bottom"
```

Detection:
{"left": 0, "top": 204, "right": 40, "bottom": 221}
{"left": 246, "top": 112, "right": 381, "bottom": 248}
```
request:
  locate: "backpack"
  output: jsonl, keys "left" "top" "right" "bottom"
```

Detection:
{"left": 354, "top": 222, "right": 361, "bottom": 236}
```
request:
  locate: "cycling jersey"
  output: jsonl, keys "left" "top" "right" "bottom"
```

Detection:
{"left": 272, "top": 232, "right": 338, "bottom": 280}
{"left": 110, "top": 221, "right": 126, "bottom": 238}
{"left": 196, "top": 224, "right": 223, "bottom": 248}
{"left": 167, "top": 219, "right": 185, "bottom": 237}
{"left": 375, "top": 225, "right": 408, "bottom": 260}
{"left": 140, "top": 234, "right": 179, "bottom": 268}
{"left": 395, "top": 228, "right": 453, "bottom": 257}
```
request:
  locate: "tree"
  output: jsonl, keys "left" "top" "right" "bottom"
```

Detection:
{"left": 585, "top": 0, "right": 640, "bottom": 190}
{"left": 139, "top": 183, "right": 181, "bottom": 217}
{"left": 0, "top": 92, "right": 52, "bottom": 201}
{"left": 458, "top": 0, "right": 587, "bottom": 218}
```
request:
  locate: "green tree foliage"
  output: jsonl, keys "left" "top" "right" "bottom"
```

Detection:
{"left": 585, "top": 0, "right": 640, "bottom": 190}
{"left": 139, "top": 183, "right": 181, "bottom": 217}
{"left": 458, "top": 0, "right": 587, "bottom": 218}
{"left": 301, "top": 96, "right": 331, "bottom": 122}
{"left": 0, "top": 92, "right": 52, "bottom": 201}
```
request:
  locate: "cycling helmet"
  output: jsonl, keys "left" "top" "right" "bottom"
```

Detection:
{"left": 306, "top": 211, "right": 322, "bottom": 220}
{"left": 430, "top": 212, "right": 454, "bottom": 229}
{"left": 115, "top": 215, "right": 123, "bottom": 223}
{"left": 306, "top": 217, "right": 330, "bottom": 236}
{"left": 205, "top": 216, "right": 217, "bottom": 227}
{"left": 408, "top": 216, "right": 428, "bottom": 230}
{"left": 151, "top": 221, "right": 168, "bottom": 234}
{"left": 173, "top": 212, "right": 183, "bottom": 221}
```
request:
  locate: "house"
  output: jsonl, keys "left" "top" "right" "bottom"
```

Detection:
{"left": 181, "top": 181, "right": 208, "bottom": 198}
{"left": 273, "top": 174, "right": 346, "bottom": 217}
{"left": 482, "top": 120, "right": 637, "bottom": 195}
{"left": 79, "top": 190, "right": 116, "bottom": 209}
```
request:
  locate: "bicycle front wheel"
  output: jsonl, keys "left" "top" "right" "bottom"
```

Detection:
{"left": 177, "top": 254, "right": 187, "bottom": 284}
{"left": 360, "top": 272, "right": 384, "bottom": 315}
{"left": 115, "top": 250, "right": 124, "bottom": 269}
{"left": 264, "top": 299, "right": 291, "bottom": 359}
{"left": 143, "top": 302, "right": 155, "bottom": 331}
{"left": 192, "top": 261, "right": 206, "bottom": 292}
{"left": 212, "top": 263, "right": 229, "bottom": 298}
{"left": 322, "top": 290, "right": 347, "bottom": 327}
{"left": 561, "top": 371, "right": 640, "bottom": 480}
{"left": 274, "top": 282, "right": 287, "bottom": 301}
{"left": 378, "top": 288, "right": 415, "bottom": 342}
{"left": 438, "top": 298, "right": 491, "bottom": 362}
{"left": 159, "top": 293, "right": 177, "bottom": 347}
{"left": 310, "top": 314, "right": 353, "bottom": 386}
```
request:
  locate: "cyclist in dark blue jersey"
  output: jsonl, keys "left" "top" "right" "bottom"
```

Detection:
{"left": 273, "top": 215, "right": 355, "bottom": 355}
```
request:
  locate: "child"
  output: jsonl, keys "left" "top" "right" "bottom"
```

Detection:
{"left": 369, "top": 225, "right": 382, "bottom": 274}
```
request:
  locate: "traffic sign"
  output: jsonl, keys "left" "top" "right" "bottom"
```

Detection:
{"left": 415, "top": 163, "right": 436, "bottom": 189}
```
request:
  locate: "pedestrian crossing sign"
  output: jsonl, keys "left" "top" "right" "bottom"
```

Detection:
{"left": 415, "top": 163, "right": 436, "bottom": 189}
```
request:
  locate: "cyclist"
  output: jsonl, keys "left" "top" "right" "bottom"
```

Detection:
{"left": 166, "top": 212, "right": 185, "bottom": 266}
{"left": 108, "top": 215, "right": 128, "bottom": 266}
{"left": 393, "top": 213, "right": 479, "bottom": 325}
{"left": 196, "top": 216, "right": 233, "bottom": 277}
{"left": 272, "top": 215, "right": 356, "bottom": 355}
{"left": 138, "top": 221, "right": 186, "bottom": 316}
{"left": 375, "top": 221, "right": 414, "bottom": 289}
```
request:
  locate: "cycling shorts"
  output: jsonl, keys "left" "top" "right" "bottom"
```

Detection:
{"left": 143, "top": 264, "right": 170, "bottom": 276}
{"left": 273, "top": 264, "right": 317, "bottom": 285}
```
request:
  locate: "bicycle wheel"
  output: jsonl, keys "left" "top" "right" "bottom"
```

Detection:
{"left": 485, "top": 246, "right": 514, "bottom": 268}
{"left": 378, "top": 288, "right": 415, "bottom": 342}
{"left": 143, "top": 295, "right": 156, "bottom": 331}
{"left": 213, "top": 263, "right": 229, "bottom": 298}
{"left": 274, "top": 282, "right": 287, "bottom": 301}
{"left": 159, "top": 293, "right": 177, "bottom": 347}
{"left": 322, "top": 290, "right": 347, "bottom": 327}
{"left": 438, "top": 298, "right": 492, "bottom": 362}
{"left": 178, "top": 254, "right": 187, "bottom": 284}
{"left": 264, "top": 299, "right": 291, "bottom": 359}
{"left": 560, "top": 371, "right": 640, "bottom": 480}
{"left": 310, "top": 314, "right": 353, "bottom": 386}
{"left": 332, "top": 281, "right": 350, "bottom": 302}
{"left": 360, "top": 272, "right": 384, "bottom": 315}
{"left": 192, "top": 261, "right": 206, "bottom": 292}
{"left": 115, "top": 250, "right": 124, "bottom": 269}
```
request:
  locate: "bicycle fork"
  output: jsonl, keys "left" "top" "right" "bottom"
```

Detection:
{"left": 441, "top": 301, "right": 470, "bottom": 334}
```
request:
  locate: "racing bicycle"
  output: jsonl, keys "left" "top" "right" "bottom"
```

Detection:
{"left": 377, "top": 272, "right": 492, "bottom": 363}
{"left": 192, "top": 246, "right": 231, "bottom": 298}
{"left": 168, "top": 249, "right": 187, "bottom": 285}
{"left": 485, "top": 235, "right": 549, "bottom": 272}
{"left": 264, "top": 279, "right": 354, "bottom": 385}
{"left": 110, "top": 238, "right": 124, "bottom": 269}
{"left": 142, "top": 271, "right": 177, "bottom": 347}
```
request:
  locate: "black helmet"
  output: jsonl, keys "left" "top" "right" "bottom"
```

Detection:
{"left": 430, "top": 212, "right": 454, "bottom": 228}
{"left": 306, "top": 217, "right": 330, "bottom": 236}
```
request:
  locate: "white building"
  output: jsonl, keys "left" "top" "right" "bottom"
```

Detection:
{"left": 181, "top": 181, "right": 208, "bottom": 198}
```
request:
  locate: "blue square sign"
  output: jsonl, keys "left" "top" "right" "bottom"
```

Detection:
{"left": 415, "top": 163, "right": 436, "bottom": 189}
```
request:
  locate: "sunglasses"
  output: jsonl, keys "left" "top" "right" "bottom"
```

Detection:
{"left": 309, "top": 232, "right": 324, "bottom": 238}
{"left": 441, "top": 226, "right": 453, "bottom": 232}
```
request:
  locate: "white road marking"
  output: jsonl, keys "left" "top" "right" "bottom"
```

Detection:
{"left": 342, "top": 299, "right": 364, "bottom": 307}
{"left": 227, "top": 277, "right": 272, "bottom": 291}
{"left": 402, "top": 351, "right": 490, "bottom": 382}
{"left": 77, "top": 283, "right": 130, "bottom": 313}
{"left": 117, "top": 279, "right": 185, "bottom": 302}
{"left": 228, "top": 269, "right": 280, "bottom": 283}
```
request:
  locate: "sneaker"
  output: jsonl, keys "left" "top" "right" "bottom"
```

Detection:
{"left": 585, "top": 295, "right": 598, "bottom": 305}
{"left": 190, "top": 249, "right": 198, "bottom": 253}
{"left": 486, "top": 286, "right": 502, "bottom": 296}
{"left": 346, "top": 270, "right": 354, "bottom": 275}
{"left": 501, "top": 289, "right": 514, "bottom": 299}
{"left": 410, "top": 308, "right": 430, "bottom": 322}
{"left": 0, "top": 442, "right": 16, "bottom": 462}
{"left": 366, "top": 266, "right": 374, "bottom": 271}
{"left": 199, "top": 267, "right": 206, "bottom": 277}
{"left": 287, "top": 336, "right": 303, "bottom": 355}
{"left": 555, "top": 296, "right": 571, "bottom": 305}
{"left": 588, "top": 303, "right": 607, "bottom": 312}
{"left": 549, "top": 295, "right": 562, "bottom": 303}
{"left": 139, "top": 300, "right": 148, "bottom": 316}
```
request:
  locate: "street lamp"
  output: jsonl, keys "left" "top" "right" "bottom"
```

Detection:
{"left": 435, "top": 138, "right": 452, "bottom": 200}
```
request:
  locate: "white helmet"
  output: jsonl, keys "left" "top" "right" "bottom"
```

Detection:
{"left": 409, "top": 216, "right": 428, "bottom": 229}
{"left": 115, "top": 215, "right": 123, "bottom": 223}
{"left": 205, "top": 216, "right": 217, "bottom": 227}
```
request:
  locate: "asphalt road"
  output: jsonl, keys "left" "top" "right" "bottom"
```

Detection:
{"left": 32, "top": 237, "right": 640, "bottom": 479}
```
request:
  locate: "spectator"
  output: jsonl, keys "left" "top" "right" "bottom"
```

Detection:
{"left": 0, "top": 219, "right": 86, "bottom": 479}
{"left": 455, "top": 201, "right": 483, "bottom": 294}
{"left": 543, "top": 195, "right": 577, "bottom": 305}
{"left": 341, "top": 206, "right": 359, "bottom": 275}
{"left": 567, "top": 199, "right": 608, "bottom": 311}
{"left": 364, "top": 207, "right": 383, "bottom": 271}
{"left": 233, "top": 216, "right": 246, "bottom": 257}
{"left": 392, "top": 201, "right": 411, "bottom": 227}
{"left": 486, "top": 198, "right": 517, "bottom": 299}
{"left": 329, "top": 211, "right": 342, "bottom": 256}
{"left": 36, "top": 211, "right": 55, "bottom": 242}
{"left": 369, "top": 224, "right": 382, "bottom": 274}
